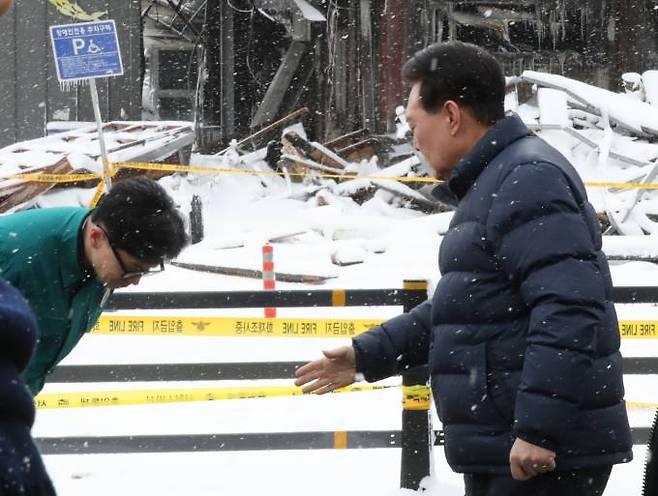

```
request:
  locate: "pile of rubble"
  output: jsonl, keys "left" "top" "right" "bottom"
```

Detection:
{"left": 0, "top": 121, "right": 194, "bottom": 211}
{"left": 190, "top": 107, "right": 442, "bottom": 216}
{"left": 511, "top": 70, "right": 658, "bottom": 236}
{"left": 3, "top": 70, "right": 658, "bottom": 241}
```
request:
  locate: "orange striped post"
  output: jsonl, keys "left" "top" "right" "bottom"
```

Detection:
{"left": 262, "top": 244, "right": 276, "bottom": 318}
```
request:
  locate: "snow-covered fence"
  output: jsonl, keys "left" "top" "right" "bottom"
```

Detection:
{"left": 41, "top": 284, "right": 658, "bottom": 490}
{"left": 44, "top": 282, "right": 432, "bottom": 490}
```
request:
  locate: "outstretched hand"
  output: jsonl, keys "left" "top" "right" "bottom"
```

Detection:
{"left": 294, "top": 346, "right": 357, "bottom": 394}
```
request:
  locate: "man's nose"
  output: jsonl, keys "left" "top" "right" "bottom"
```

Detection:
{"left": 126, "top": 275, "right": 142, "bottom": 286}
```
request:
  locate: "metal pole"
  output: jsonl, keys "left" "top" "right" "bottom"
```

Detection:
{"left": 400, "top": 279, "right": 432, "bottom": 490}
{"left": 643, "top": 408, "right": 658, "bottom": 496}
{"left": 89, "top": 78, "right": 112, "bottom": 190}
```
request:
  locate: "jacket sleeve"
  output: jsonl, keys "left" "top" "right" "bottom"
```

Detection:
{"left": 352, "top": 300, "right": 432, "bottom": 382}
{"left": 486, "top": 161, "right": 605, "bottom": 450}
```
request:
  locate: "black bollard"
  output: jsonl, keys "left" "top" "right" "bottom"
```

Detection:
{"left": 190, "top": 195, "right": 204, "bottom": 244}
{"left": 644, "top": 408, "right": 658, "bottom": 495}
{"left": 400, "top": 280, "right": 432, "bottom": 490}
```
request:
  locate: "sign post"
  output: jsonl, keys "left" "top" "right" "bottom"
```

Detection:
{"left": 49, "top": 20, "right": 124, "bottom": 191}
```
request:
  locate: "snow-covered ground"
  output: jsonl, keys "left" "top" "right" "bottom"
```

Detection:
{"left": 32, "top": 166, "right": 658, "bottom": 495}
{"left": 13, "top": 71, "right": 658, "bottom": 494}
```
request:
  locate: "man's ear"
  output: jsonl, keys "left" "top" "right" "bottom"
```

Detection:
{"left": 88, "top": 225, "right": 104, "bottom": 249}
{"left": 444, "top": 100, "right": 461, "bottom": 136}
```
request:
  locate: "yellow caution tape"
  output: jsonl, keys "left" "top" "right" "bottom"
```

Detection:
{"left": 88, "top": 180, "right": 107, "bottom": 208}
{"left": 34, "top": 384, "right": 393, "bottom": 409}
{"left": 627, "top": 401, "right": 658, "bottom": 410}
{"left": 113, "top": 163, "right": 658, "bottom": 189}
{"left": 618, "top": 321, "right": 658, "bottom": 339}
{"left": 114, "top": 161, "right": 439, "bottom": 183}
{"left": 31, "top": 381, "right": 658, "bottom": 413}
{"left": 91, "top": 316, "right": 658, "bottom": 339}
{"left": 584, "top": 182, "right": 658, "bottom": 190}
{"left": 2, "top": 162, "right": 436, "bottom": 184}
{"left": 8, "top": 160, "right": 658, "bottom": 189}
{"left": 117, "top": 162, "right": 228, "bottom": 175}
{"left": 91, "top": 315, "right": 383, "bottom": 338}
{"left": 47, "top": 0, "right": 106, "bottom": 21}
{"left": 402, "top": 385, "right": 431, "bottom": 411}
{"left": 0, "top": 172, "right": 101, "bottom": 183}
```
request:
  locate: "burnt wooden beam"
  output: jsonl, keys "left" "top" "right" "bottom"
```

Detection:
{"left": 171, "top": 260, "right": 334, "bottom": 284}
{"left": 324, "top": 128, "right": 370, "bottom": 150}
{"left": 252, "top": 40, "right": 309, "bottom": 129}
{"left": 232, "top": 107, "right": 308, "bottom": 153}
{"left": 199, "top": 0, "right": 233, "bottom": 150}
{"left": 359, "top": 0, "right": 376, "bottom": 130}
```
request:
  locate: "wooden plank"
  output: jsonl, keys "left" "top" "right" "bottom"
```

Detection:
{"left": 171, "top": 261, "right": 335, "bottom": 285}
{"left": 116, "top": 132, "right": 195, "bottom": 163}
{"left": 324, "top": 128, "right": 370, "bottom": 150}
{"left": 227, "top": 107, "right": 308, "bottom": 154}
{"left": 336, "top": 138, "right": 379, "bottom": 162}
{"left": 373, "top": 181, "right": 438, "bottom": 213}
{"left": 345, "top": 3, "right": 360, "bottom": 131}
{"left": 433, "top": 0, "right": 537, "bottom": 4}
{"left": 375, "top": 0, "right": 409, "bottom": 133}
{"left": 333, "top": 27, "right": 348, "bottom": 127}
{"left": 283, "top": 131, "right": 348, "bottom": 170}
{"left": 279, "top": 153, "right": 345, "bottom": 176}
{"left": 359, "top": 0, "right": 376, "bottom": 130}
{"left": 0, "top": 158, "right": 73, "bottom": 212}
{"left": 406, "top": 0, "right": 428, "bottom": 56}
{"left": 199, "top": 0, "right": 234, "bottom": 150}
{"left": 252, "top": 40, "right": 308, "bottom": 129}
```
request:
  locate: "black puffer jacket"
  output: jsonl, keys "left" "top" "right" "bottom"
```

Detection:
{"left": 0, "top": 278, "right": 56, "bottom": 494}
{"left": 353, "top": 114, "right": 633, "bottom": 473}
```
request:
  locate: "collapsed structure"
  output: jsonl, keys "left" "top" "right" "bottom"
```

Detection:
{"left": 1, "top": 1, "right": 657, "bottom": 149}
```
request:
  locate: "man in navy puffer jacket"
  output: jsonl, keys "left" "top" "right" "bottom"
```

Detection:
{"left": 296, "top": 41, "right": 632, "bottom": 495}
{"left": 0, "top": 278, "right": 55, "bottom": 495}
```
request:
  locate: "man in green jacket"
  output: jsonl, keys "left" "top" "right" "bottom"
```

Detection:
{"left": 0, "top": 177, "right": 187, "bottom": 394}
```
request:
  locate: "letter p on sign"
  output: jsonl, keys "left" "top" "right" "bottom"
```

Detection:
{"left": 72, "top": 38, "right": 85, "bottom": 55}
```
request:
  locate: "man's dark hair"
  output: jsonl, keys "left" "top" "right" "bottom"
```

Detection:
{"left": 92, "top": 177, "right": 188, "bottom": 262}
{"left": 402, "top": 41, "right": 505, "bottom": 125}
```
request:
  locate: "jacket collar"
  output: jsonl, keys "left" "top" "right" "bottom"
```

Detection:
{"left": 61, "top": 209, "right": 95, "bottom": 291}
{"left": 432, "top": 113, "right": 532, "bottom": 202}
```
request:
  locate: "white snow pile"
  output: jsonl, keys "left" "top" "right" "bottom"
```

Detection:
{"left": 510, "top": 70, "right": 658, "bottom": 236}
{"left": 30, "top": 69, "right": 658, "bottom": 289}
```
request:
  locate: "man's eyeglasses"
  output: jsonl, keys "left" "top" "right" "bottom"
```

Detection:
{"left": 97, "top": 225, "right": 165, "bottom": 279}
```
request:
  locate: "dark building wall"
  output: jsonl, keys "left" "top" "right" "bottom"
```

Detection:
{"left": 0, "top": 0, "right": 142, "bottom": 148}
{"left": 430, "top": 0, "right": 658, "bottom": 91}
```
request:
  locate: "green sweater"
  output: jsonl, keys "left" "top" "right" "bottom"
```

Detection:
{"left": 0, "top": 207, "right": 106, "bottom": 394}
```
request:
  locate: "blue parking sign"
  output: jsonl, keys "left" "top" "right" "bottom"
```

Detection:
{"left": 49, "top": 20, "right": 124, "bottom": 82}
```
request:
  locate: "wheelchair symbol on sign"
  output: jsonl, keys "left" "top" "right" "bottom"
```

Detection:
{"left": 72, "top": 38, "right": 103, "bottom": 55}
{"left": 87, "top": 40, "right": 102, "bottom": 54}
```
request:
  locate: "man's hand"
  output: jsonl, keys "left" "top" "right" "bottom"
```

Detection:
{"left": 509, "top": 437, "right": 556, "bottom": 481}
{"left": 294, "top": 346, "right": 357, "bottom": 394}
